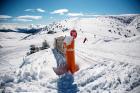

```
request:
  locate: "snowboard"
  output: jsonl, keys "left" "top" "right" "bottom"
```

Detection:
{"left": 53, "top": 64, "right": 68, "bottom": 75}
{"left": 53, "top": 63, "right": 79, "bottom": 75}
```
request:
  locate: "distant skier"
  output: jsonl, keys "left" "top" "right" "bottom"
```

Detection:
{"left": 94, "top": 34, "right": 96, "bottom": 38}
{"left": 83, "top": 37, "right": 87, "bottom": 43}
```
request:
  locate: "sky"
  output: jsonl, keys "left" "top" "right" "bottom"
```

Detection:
{"left": 0, "top": 0, "right": 140, "bottom": 25}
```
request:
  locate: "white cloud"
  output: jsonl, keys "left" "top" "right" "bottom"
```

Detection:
{"left": 67, "top": 13, "right": 101, "bottom": 17}
{"left": 16, "top": 15, "right": 42, "bottom": 20}
{"left": 67, "top": 13, "right": 84, "bottom": 17}
{"left": 0, "top": 15, "right": 12, "bottom": 19}
{"left": 24, "top": 9, "right": 34, "bottom": 12}
{"left": 14, "top": 15, "right": 42, "bottom": 22}
{"left": 24, "top": 8, "right": 45, "bottom": 13}
{"left": 51, "top": 9, "right": 68, "bottom": 15}
{"left": 37, "top": 8, "right": 45, "bottom": 12}
{"left": 14, "top": 18, "right": 32, "bottom": 22}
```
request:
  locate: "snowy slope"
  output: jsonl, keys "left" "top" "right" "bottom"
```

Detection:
{"left": 1, "top": 45, "right": 140, "bottom": 93}
{"left": 0, "top": 14, "right": 140, "bottom": 93}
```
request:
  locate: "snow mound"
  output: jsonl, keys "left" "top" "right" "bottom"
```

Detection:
{"left": 15, "top": 49, "right": 57, "bottom": 82}
{"left": 75, "top": 62, "right": 140, "bottom": 93}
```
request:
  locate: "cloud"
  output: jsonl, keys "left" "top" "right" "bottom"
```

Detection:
{"left": 24, "top": 9, "right": 34, "bottom": 12}
{"left": 36, "top": 8, "right": 45, "bottom": 12}
{"left": 24, "top": 8, "right": 45, "bottom": 13}
{"left": 14, "top": 18, "right": 32, "bottom": 22}
{"left": 0, "top": 15, "right": 12, "bottom": 20}
{"left": 67, "top": 13, "right": 84, "bottom": 16}
{"left": 16, "top": 15, "right": 42, "bottom": 20}
{"left": 14, "top": 15, "right": 42, "bottom": 22}
{"left": 67, "top": 13, "right": 101, "bottom": 17}
{"left": 51, "top": 9, "right": 68, "bottom": 15}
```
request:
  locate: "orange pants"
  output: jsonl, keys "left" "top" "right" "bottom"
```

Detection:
{"left": 65, "top": 50, "right": 76, "bottom": 74}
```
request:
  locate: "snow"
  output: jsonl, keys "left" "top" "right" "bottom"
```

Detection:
{"left": 75, "top": 62, "right": 140, "bottom": 93}
{"left": 0, "top": 14, "right": 140, "bottom": 93}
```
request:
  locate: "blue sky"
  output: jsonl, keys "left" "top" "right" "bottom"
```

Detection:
{"left": 0, "top": 0, "right": 140, "bottom": 24}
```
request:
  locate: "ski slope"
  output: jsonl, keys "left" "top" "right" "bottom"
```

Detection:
{"left": 0, "top": 14, "right": 140, "bottom": 93}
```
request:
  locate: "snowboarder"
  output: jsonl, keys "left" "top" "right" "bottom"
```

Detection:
{"left": 53, "top": 29, "right": 79, "bottom": 75}
{"left": 63, "top": 30, "right": 79, "bottom": 74}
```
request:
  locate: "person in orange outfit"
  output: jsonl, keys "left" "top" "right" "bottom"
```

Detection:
{"left": 63, "top": 29, "right": 79, "bottom": 74}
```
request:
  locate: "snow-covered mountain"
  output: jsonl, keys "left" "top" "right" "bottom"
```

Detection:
{"left": 0, "top": 24, "right": 45, "bottom": 34}
{"left": 0, "top": 14, "right": 140, "bottom": 93}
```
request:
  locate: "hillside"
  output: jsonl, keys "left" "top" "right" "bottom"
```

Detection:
{"left": 0, "top": 14, "right": 140, "bottom": 93}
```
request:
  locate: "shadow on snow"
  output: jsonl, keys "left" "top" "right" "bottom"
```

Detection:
{"left": 57, "top": 73, "right": 78, "bottom": 93}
